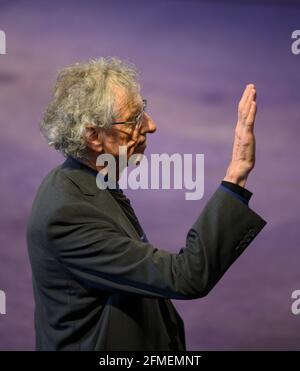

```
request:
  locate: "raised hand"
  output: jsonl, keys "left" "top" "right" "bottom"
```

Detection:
{"left": 223, "top": 84, "right": 257, "bottom": 187}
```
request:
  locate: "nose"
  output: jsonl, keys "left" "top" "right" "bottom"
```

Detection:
{"left": 140, "top": 112, "right": 157, "bottom": 134}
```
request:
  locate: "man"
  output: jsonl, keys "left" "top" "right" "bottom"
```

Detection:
{"left": 27, "top": 57, "right": 267, "bottom": 351}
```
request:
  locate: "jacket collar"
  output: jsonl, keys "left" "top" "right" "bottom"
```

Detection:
{"left": 60, "top": 156, "right": 141, "bottom": 241}
{"left": 61, "top": 156, "right": 101, "bottom": 196}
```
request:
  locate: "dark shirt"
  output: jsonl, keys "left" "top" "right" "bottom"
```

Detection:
{"left": 108, "top": 188, "right": 149, "bottom": 242}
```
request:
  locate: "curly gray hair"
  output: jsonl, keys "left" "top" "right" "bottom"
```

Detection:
{"left": 40, "top": 57, "right": 141, "bottom": 158}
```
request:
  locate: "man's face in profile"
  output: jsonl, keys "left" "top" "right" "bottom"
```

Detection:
{"left": 85, "top": 86, "right": 157, "bottom": 166}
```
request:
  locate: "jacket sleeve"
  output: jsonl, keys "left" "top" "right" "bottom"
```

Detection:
{"left": 47, "top": 187, "right": 267, "bottom": 300}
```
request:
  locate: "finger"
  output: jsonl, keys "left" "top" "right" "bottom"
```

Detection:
{"left": 246, "top": 101, "right": 257, "bottom": 128}
{"left": 238, "top": 86, "right": 250, "bottom": 109}
{"left": 243, "top": 88, "right": 256, "bottom": 118}
{"left": 239, "top": 83, "right": 255, "bottom": 109}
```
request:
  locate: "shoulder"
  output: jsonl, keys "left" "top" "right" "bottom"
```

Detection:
{"left": 28, "top": 163, "right": 86, "bottom": 227}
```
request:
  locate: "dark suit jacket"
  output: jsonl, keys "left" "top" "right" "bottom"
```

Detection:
{"left": 26, "top": 156, "right": 267, "bottom": 350}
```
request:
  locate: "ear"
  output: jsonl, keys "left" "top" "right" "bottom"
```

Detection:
{"left": 84, "top": 124, "right": 104, "bottom": 153}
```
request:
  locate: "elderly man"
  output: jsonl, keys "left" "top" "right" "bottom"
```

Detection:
{"left": 27, "top": 57, "right": 266, "bottom": 351}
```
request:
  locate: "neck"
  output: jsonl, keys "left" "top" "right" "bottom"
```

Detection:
{"left": 77, "top": 153, "right": 124, "bottom": 182}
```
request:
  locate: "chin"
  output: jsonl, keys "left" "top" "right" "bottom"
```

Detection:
{"left": 133, "top": 143, "right": 147, "bottom": 155}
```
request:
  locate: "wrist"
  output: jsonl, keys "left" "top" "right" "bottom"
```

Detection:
{"left": 223, "top": 168, "right": 247, "bottom": 188}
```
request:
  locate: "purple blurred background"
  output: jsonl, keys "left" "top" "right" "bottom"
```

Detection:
{"left": 0, "top": 0, "right": 299, "bottom": 350}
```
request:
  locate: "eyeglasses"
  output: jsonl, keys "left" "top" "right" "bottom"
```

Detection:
{"left": 111, "top": 99, "right": 147, "bottom": 130}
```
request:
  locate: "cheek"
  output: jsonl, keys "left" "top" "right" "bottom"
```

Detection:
{"left": 103, "top": 142, "right": 119, "bottom": 157}
{"left": 103, "top": 134, "right": 128, "bottom": 155}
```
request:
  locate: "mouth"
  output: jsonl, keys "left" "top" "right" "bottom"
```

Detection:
{"left": 133, "top": 139, "right": 147, "bottom": 154}
{"left": 137, "top": 138, "right": 147, "bottom": 148}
